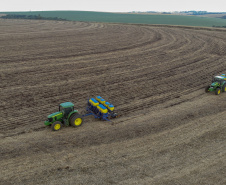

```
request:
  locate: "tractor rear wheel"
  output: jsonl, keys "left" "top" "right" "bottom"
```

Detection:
{"left": 205, "top": 86, "right": 210, "bottom": 93}
{"left": 70, "top": 114, "right": 83, "bottom": 127}
{"left": 215, "top": 88, "right": 221, "bottom": 95}
{"left": 69, "top": 113, "right": 76, "bottom": 123}
{"left": 51, "top": 121, "right": 62, "bottom": 131}
{"left": 223, "top": 85, "right": 226, "bottom": 92}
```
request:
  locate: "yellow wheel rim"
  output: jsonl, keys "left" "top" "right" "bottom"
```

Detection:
{"left": 218, "top": 90, "right": 220, "bottom": 94}
{"left": 54, "top": 123, "right": 61, "bottom": 130}
{"left": 225, "top": 87, "right": 226, "bottom": 91}
{"left": 74, "top": 118, "right": 82, "bottom": 126}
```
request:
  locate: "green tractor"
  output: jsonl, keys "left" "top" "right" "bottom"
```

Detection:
{"left": 44, "top": 102, "right": 83, "bottom": 131}
{"left": 205, "top": 74, "right": 226, "bottom": 95}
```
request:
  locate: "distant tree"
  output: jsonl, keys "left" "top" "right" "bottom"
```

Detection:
{"left": 0, "top": 14, "right": 67, "bottom": 21}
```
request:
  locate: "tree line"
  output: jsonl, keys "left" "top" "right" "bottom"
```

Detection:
{"left": 1, "top": 14, "right": 67, "bottom": 21}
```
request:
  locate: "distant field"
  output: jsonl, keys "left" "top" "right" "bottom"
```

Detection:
{"left": 1, "top": 11, "right": 226, "bottom": 27}
{"left": 196, "top": 13, "right": 226, "bottom": 18}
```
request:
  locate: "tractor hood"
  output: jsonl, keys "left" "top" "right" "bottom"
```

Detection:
{"left": 48, "top": 111, "right": 62, "bottom": 118}
{"left": 211, "top": 82, "right": 219, "bottom": 87}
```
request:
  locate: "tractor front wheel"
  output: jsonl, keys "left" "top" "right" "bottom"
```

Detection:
{"left": 205, "top": 86, "right": 210, "bottom": 93}
{"left": 51, "top": 121, "right": 62, "bottom": 131}
{"left": 70, "top": 114, "right": 83, "bottom": 127}
{"left": 215, "top": 88, "right": 221, "bottom": 95}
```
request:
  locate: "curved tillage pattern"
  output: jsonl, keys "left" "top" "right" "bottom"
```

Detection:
{"left": 0, "top": 19, "right": 226, "bottom": 133}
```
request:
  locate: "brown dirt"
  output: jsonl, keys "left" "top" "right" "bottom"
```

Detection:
{"left": 0, "top": 19, "right": 226, "bottom": 185}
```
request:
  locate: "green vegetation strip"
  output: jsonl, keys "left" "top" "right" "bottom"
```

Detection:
{"left": 1, "top": 14, "right": 66, "bottom": 21}
{"left": 1, "top": 11, "right": 226, "bottom": 27}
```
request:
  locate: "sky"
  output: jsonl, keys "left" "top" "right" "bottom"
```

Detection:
{"left": 1, "top": 0, "right": 226, "bottom": 12}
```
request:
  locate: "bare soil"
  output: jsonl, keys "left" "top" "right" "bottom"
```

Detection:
{"left": 0, "top": 19, "right": 226, "bottom": 185}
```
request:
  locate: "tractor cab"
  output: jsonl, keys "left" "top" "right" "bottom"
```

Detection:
{"left": 212, "top": 76, "right": 225, "bottom": 84}
{"left": 59, "top": 102, "right": 74, "bottom": 118}
{"left": 206, "top": 74, "right": 226, "bottom": 95}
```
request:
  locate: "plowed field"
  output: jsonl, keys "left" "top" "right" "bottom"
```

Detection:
{"left": 0, "top": 19, "right": 226, "bottom": 185}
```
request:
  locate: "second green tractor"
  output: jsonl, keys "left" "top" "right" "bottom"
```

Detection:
{"left": 205, "top": 74, "right": 226, "bottom": 95}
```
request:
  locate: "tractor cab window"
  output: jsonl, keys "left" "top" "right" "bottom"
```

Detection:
{"left": 59, "top": 106, "right": 63, "bottom": 112}
{"left": 63, "top": 107, "right": 74, "bottom": 118}
{"left": 213, "top": 78, "right": 221, "bottom": 83}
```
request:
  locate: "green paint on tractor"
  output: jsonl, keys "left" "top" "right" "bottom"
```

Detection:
{"left": 205, "top": 74, "right": 226, "bottom": 95}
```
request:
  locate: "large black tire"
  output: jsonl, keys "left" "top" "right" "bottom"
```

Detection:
{"left": 70, "top": 114, "right": 83, "bottom": 127}
{"left": 215, "top": 88, "right": 221, "bottom": 95}
{"left": 205, "top": 86, "right": 210, "bottom": 93}
{"left": 69, "top": 113, "right": 77, "bottom": 123}
{"left": 223, "top": 84, "right": 226, "bottom": 92}
{"left": 51, "top": 121, "right": 62, "bottom": 131}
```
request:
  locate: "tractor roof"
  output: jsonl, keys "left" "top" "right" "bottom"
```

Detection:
{"left": 60, "top": 102, "right": 74, "bottom": 108}
{"left": 215, "top": 76, "right": 226, "bottom": 80}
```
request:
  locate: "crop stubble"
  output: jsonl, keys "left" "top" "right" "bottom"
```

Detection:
{"left": 0, "top": 19, "right": 226, "bottom": 184}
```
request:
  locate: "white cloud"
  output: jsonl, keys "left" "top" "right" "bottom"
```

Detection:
{"left": 0, "top": 0, "right": 225, "bottom": 12}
